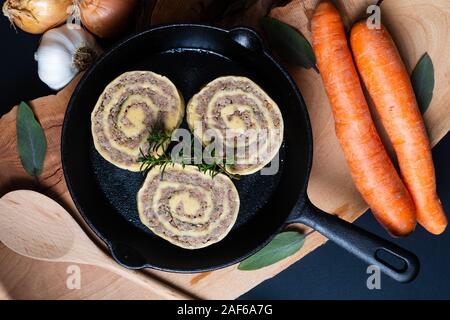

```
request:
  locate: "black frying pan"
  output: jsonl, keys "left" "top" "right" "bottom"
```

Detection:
{"left": 62, "top": 24, "right": 419, "bottom": 282}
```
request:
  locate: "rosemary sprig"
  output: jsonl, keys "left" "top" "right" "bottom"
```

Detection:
{"left": 138, "top": 128, "right": 240, "bottom": 180}
{"left": 195, "top": 160, "right": 240, "bottom": 180}
{"left": 147, "top": 127, "right": 171, "bottom": 154}
{"left": 138, "top": 148, "right": 174, "bottom": 178}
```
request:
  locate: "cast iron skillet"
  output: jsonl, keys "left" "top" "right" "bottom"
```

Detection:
{"left": 62, "top": 24, "right": 419, "bottom": 282}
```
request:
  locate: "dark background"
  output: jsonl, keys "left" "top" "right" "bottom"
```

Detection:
{"left": 1, "top": 14, "right": 448, "bottom": 300}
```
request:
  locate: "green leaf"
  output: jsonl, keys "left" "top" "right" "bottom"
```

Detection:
{"left": 238, "top": 231, "right": 304, "bottom": 271}
{"left": 411, "top": 53, "right": 434, "bottom": 114}
{"left": 16, "top": 102, "right": 47, "bottom": 176}
{"left": 261, "top": 16, "right": 317, "bottom": 70}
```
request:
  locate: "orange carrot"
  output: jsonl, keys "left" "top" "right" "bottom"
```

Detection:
{"left": 350, "top": 22, "right": 447, "bottom": 235}
{"left": 311, "top": 1, "right": 416, "bottom": 236}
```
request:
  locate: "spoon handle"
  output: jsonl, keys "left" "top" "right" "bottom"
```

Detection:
{"left": 100, "top": 261, "right": 194, "bottom": 300}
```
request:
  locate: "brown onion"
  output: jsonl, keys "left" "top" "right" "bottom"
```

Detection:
{"left": 3, "top": 0, "right": 72, "bottom": 34}
{"left": 79, "top": 0, "right": 137, "bottom": 38}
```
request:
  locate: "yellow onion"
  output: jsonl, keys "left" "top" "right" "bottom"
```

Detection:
{"left": 78, "top": 0, "right": 137, "bottom": 38}
{"left": 2, "top": 0, "right": 72, "bottom": 34}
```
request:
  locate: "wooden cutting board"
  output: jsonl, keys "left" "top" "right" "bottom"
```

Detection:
{"left": 0, "top": 0, "right": 449, "bottom": 299}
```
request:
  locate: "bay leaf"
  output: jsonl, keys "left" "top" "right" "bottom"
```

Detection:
{"left": 261, "top": 16, "right": 317, "bottom": 70}
{"left": 411, "top": 53, "right": 434, "bottom": 114}
{"left": 238, "top": 231, "right": 304, "bottom": 271}
{"left": 16, "top": 102, "right": 47, "bottom": 176}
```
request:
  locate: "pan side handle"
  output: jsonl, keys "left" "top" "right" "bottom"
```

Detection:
{"left": 228, "top": 27, "right": 264, "bottom": 52}
{"left": 287, "top": 197, "right": 420, "bottom": 283}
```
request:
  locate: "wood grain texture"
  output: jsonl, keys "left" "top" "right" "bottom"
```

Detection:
{"left": 0, "top": 246, "right": 161, "bottom": 300}
{"left": 379, "top": 0, "right": 450, "bottom": 146}
{"left": 0, "top": 191, "right": 194, "bottom": 300}
{"left": 0, "top": 0, "right": 449, "bottom": 300}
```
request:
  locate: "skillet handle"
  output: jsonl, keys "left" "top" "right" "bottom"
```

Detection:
{"left": 228, "top": 27, "right": 264, "bottom": 52}
{"left": 288, "top": 197, "right": 420, "bottom": 283}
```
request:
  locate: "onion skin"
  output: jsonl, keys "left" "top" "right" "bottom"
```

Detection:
{"left": 3, "top": 0, "right": 72, "bottom": 34}
{"left": 79, "top": 0, "right": 138, "bottom": 38}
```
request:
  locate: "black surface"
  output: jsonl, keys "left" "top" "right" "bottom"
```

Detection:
{"left": 1, "top": 16, "right": 448, "bottom": 299}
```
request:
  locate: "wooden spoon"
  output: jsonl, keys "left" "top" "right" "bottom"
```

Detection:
{"left": 0, "top": 282, "right": 11, "bottom": 300}
{"left": 0, "top": 190, "right": 193, "bottom": 300}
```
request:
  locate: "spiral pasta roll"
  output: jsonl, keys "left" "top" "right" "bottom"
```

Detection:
{"left": 187, "top": 76, "right": 284, "bottom": 175}
{"left": 137, "top": 164, "right": 240, "bottom": 249}
{"left": 91, "top": 71, "right": 184, "bottom": 171}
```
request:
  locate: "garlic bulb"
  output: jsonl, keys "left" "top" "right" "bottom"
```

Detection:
{"left": 35, "top": 24, "right": 102, "bottom": 90}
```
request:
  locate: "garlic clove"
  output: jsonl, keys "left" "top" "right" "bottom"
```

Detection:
{"left": 35, "top": 24, "right": 102, "bottom": 90}
{"left": 36, "top": 42, "right": 77, "bottom": 90}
